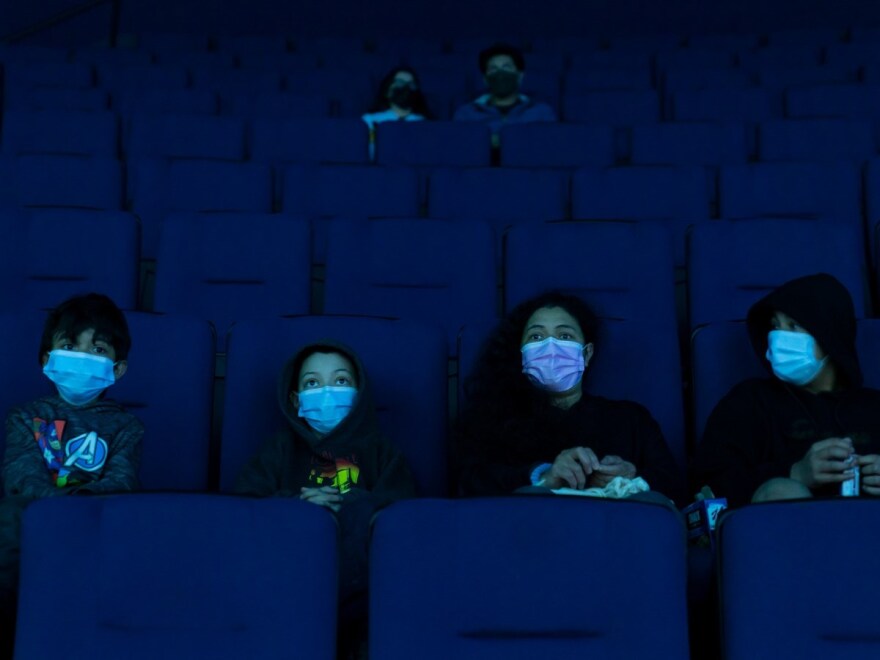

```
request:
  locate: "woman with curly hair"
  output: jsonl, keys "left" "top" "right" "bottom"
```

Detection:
{"left": 456, "top": 291, "right": 682, "bottom": 502}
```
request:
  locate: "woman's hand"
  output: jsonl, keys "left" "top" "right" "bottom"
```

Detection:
{"left": 589, "top": 455, "right": 637, "bottom": 488}
{"left": 789, "top": 437, "right": 854, "bottom": 489}
{"left": 542, "top": 447, "right": 599, "bottom": 489}
{"left": 300, "top": 486, "right": 343, "bottom": 512}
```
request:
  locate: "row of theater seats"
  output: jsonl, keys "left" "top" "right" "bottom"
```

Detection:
{"left": 1, "top": 156, "right": 879, "bottom": 261}
{"left": 6, "top": 211, "right": 876, "bottom": 340}
{"left": 2, "top": 309, "right": 880, "bottom": 495}
{"left": 13, "top": 494, "right": 878, "bottom": 659}
{"left": 5, "top": 111, "right": 880, "bottom": 166}
{"left": 12, "top": 34, "right": 880, "bottom": 119}
{"left": 8, "top": 59, "right": 880, "bottom": 120}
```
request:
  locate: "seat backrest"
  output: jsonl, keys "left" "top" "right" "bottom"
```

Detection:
{"left": 0, "top": 208, "right": 139, "bottom": 312}
{"left": 670, "top": 88, "right": 782, "bottom": 121}
{"left": 757, "top": 118, "right": 875, "bottom": 162}
{"left": 370, "top": 498, "right": 689, "bottom": 660}
{"left": 127, "top": 158, "right": 274, "bottom": 258}
{"left": 281, "top": 164, "right": 420, "bottom": 218}
{"left": 718, "top": 161, "right": 861, "bottom": 222}
{"left": 562, "top": 89, "right": 660, "bottom": 124}
{"left": 375, "top": 121, "right": 491, "bottom": 168}
{"left": 630, "top": 122, "right": 750, "bottom": 165}
{"left": 124, "top": 114, "right": 246, "bottom": 160}
{"left": 111, "top": 313, "right": 215, "bottom": 491}
{"left": 1, "top": 110, "right": 118, "bottom": 157}
{"left": 153, "top": 213, "right": 311, "bottom": 343}
{"left": 16, "top": 494, "right": 337, "bottom": 660}
{"left": 688, "top": 219, "right": 869, "bottom": 330}
{"left": 250, "top": 118, "right": 370, "bottom": 165}
{"left": 718, "top": 500, "right": 880, "bottom": 660}
{"left": 323, "top": 218, "right": 497, "bottom": 353}
{"left": 428, "top": 167, "right": 569, "bottom": 228}
{"left": 571, "top": 165, "right": 710, "bottom": 265}
{"left": 0, "top": 154, "right": 122, "bottom": 210}
{"left": 221, "top": 316, "right": 448, "bottom": 495}
{"left": 500, "top": 123, "right": 617, "bottom": 168}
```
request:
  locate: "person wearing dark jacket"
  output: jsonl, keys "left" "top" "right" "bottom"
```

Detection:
{"left": 235, "top": 340, "right": 416, "bottom": 659}
{"left": 691, "top": 273, "right": 880, "bottom": 507}
{"left": 456, "top": 291, "right": 682, "bottom": 504}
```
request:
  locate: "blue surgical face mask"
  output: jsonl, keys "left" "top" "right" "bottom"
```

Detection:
{"left": 297, "top": 386, "right": 357, "bottom": 435}
{"left": 766, "top": 330, "right": 828, "bottom": 386}
{"left": 43, "top": 349, "right": 116, "bottom": 406}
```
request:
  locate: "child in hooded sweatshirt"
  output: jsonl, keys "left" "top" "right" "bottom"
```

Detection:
{"left": 691, "top": 273, "right": 880, "bottom": 507}
{"left": 235, "top": 340, "right": 416, "bottom": 658}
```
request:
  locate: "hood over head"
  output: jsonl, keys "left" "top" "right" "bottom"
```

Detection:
{"left": 746, "top": 273, "right": 861, "bottom": 388}
{"left": 278, "top": 339, "right": 379, "bottom": 450}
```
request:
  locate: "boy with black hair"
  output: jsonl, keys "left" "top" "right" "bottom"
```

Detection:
{"left": 0, "top": 293, "right": 143, "bottom": 656}
{"left": 453, "top": 42, "right": 557, "bottom": 144}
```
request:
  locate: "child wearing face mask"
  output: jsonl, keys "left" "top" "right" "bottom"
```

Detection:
{"left": 691, "top": 273, "right": 880, "bottom": 507}
{"left": 235, "top": 340, "right": 416, "bottom": 659}
{"left": 0, "top": 293, "right": 143, "bottom": 655}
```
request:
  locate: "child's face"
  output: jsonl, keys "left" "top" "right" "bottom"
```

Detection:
{"left": 42, "top": 328, "right": 127, "bottom": 379}
{"left": 290, "top": 352, "right": 357, "bottom": 407}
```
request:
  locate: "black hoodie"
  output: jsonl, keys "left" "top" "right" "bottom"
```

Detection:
{"left": 235, "top": 340, "right": 416, "bottom": 598}
{"left": 690, "top": 273, "right": 880, "bottom": 507}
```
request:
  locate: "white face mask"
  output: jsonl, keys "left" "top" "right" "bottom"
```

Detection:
{"left": 766, "top": 330, "right": 828, "bottom": 386}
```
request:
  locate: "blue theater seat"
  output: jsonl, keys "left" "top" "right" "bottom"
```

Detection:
{"left": 220, "top": 316, "right": 448, "bottom": 495}
{"left": 323, "top": 218, "right": 497, "bottom": 352}
{"left": 499, "top": 123, "right": 617, "bottom": 168}
{"left": 785, "top": 83, "right": 880, "bottom": 120}
{"left": 687, "top": 218, "right": 869, "bottom": 330}
{"left": 1, "top": 110, "right": 118, "bottom": 157}
{"left": 0, "top": 155, "right": 122, "bottom": 210}
{"left": 111, "top": 312, "right": 215, "bottom": 490}
{"left": 127, "top": 158, "right": 273, "bottom": 258}
{"left": 16, "top": 495, "right": 337, "bottom": 659}
{"left": 428, "top": 167, "right": 569, "bottom": 230}
{"left": 670, "top": 87, "right": 782, "bottom": 121}
{"left": 112, "top": 88, "right": 219, "bottom": 116}
{"left": 757, "top": 119, "right": 876, "bottom": 161}
{"left": 250, "top": 118, "right": 370, "bottom": 165}
{"left": 631, "top": 122, "right": 750, "bottom": 165}
{"left": 0, "top": 208, "right": 138, "bottom": 312}
{"left": 3, "top": 87, "right": 109, "bottom": 112}
{"left": 2, "top": 60, "right": 93, "bottom": 89}
{"left": 370, "top": 498, "right": 689, "bottom": 660}
{"left": 189, "top": 66, "right": 282, "bottom": 98}
{"left": 563, "top": 90, "right": 660, "bottom": 124}
{"left": 221, "top": 91, "right": 330, "bottom": 119}
{"left": 153, "top": 212, "right": 311, "bottom": 343}
{"left": 95, "top": 63, "right": 189, "bottom": 96}
{"left": 719, "top": 161, "right": 861, "bottom": 222}
{"left": 718, "top": 499, "right": 880, "bottom": 660}
{"left": 281, "top": 164, "right": 420, "bottom": 218}
{"left": 375, "top": 122, "right": 492, "bottom": 168}
{"left": 571, "top": 165, "right": 710, "bottom": 266}
{"left": 124, "top": 114, "right": 246, "bottom": 160}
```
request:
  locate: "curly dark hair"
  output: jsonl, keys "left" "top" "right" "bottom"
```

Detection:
{"left": 458, "top": 291, "right": 599, "bottom": 461}
{"left": 367, "top": 66, "right": 433, "bottom": 117}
